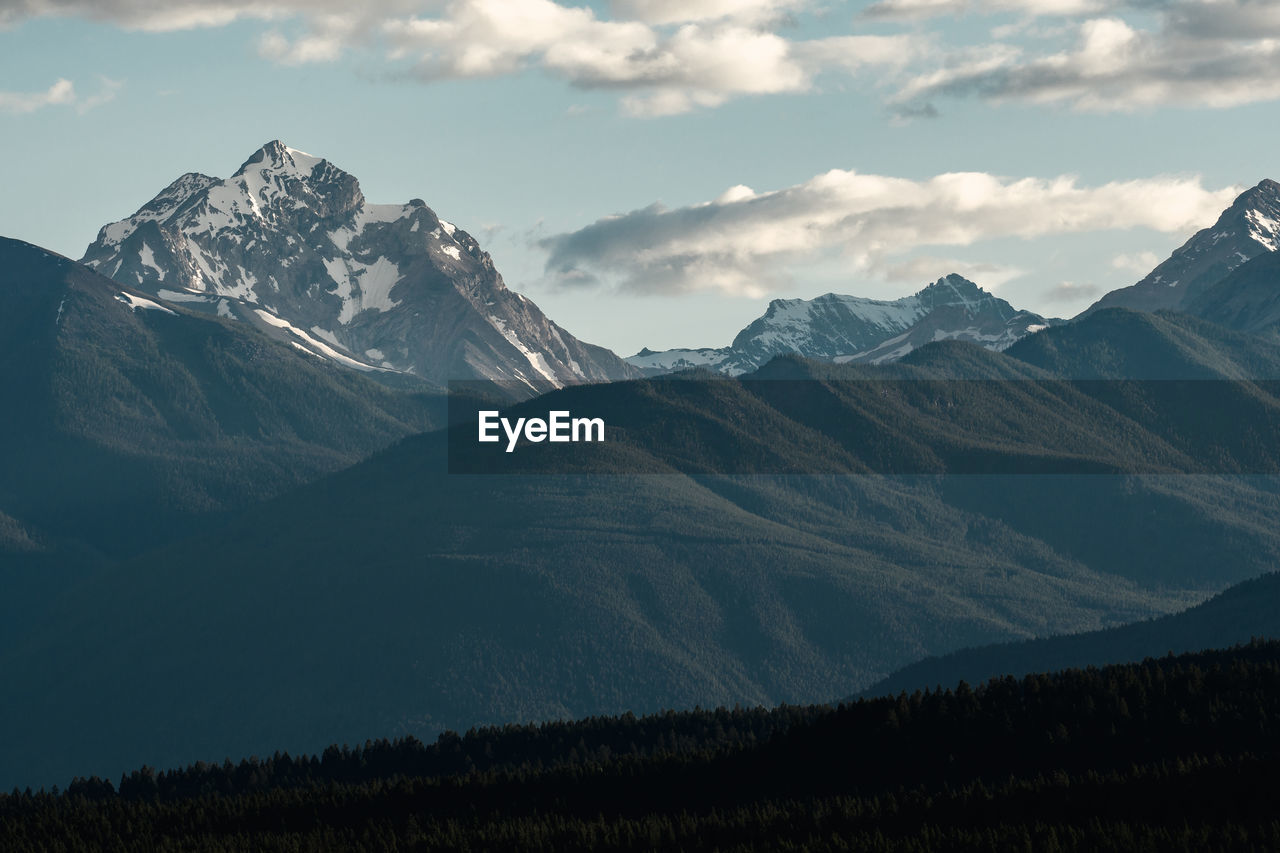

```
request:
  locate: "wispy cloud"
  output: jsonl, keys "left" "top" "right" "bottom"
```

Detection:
{"left": 539, "top": 169, "right": 1237, "bottom": 296}
{"left": 74, "top": 76, "right": 123, "bottom": 113}
{"left": 1042, "top": 280, "right": 1101, "bottom": 302}
{"left": 863, "top": 0, "right": 1112, "bottom": 21}
{"left": 891, "top": 2, "right": 1280, "bottom": 113}
{"left": 0, "top": 79, "right": 75, "bottom": 114}
{"left": 1110, "top": 250, "right": 1160, "bottom": 275}
{"left": 9, "top": 0, "right": 1280, "bottom": 116}
{"left": 0, "top": 76, "right": 120, "bottom": 114}
{"left": 0, "top": 0, "right": 922, "bottom": 116}
{"left": 610, "top": 0, "right": 806, "bottom": 25}
{"left": 378, "top": 1, "right": 922, "bottom": 117}
{"left": 0, "top": 0, "right": 303, "bottom": 32}
{"left": 879, "top": 256, "right": 1027, "bottom": 289}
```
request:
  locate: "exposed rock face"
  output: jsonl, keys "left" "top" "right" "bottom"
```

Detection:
{"left": 837, "top": 276, "right": 1051, "bottom": 365}
{"left": 82, "top": 141, "right": 637, "bottom": 393}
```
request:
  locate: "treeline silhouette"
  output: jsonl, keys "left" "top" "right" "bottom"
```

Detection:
{"left": 6, "top": 641, "right": 1280, "bottom": 851}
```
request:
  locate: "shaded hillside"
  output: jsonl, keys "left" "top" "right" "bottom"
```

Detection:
{"left": 862, "top": 569, "right": 1280, "bottom": 697}
{"left": 11, "top": 319, "right": 1280, "bottom": 787}
{"left": 0, "top": 236, "right": 443, "bottom": 560}
{"left": 1004, "top": 308, "right": 1280, "bottom": 379}
{"left": 1188, "top": 249, "right": 1280, "bottom": 340}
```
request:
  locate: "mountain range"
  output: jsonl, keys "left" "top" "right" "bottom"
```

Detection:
{"left": 81, "top": 141, "right": 637, "bottom": 394}
{"left": 9, "top": 306, "right": 1280, "bottom": 788}
{"left": 4, "top": 145, "right": 1280, "bottom": 794}
{"left": 630, "top": 178, "right": 1280, "bottom": 377}
{"left": 627, "top": 274, "right": 1052, "bottom": 375}
{"left": 73, "top": 145, "right": 1280, "bottom": 387}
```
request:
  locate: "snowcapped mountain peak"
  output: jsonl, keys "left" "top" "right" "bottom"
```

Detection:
{"left": 628, "top": 274, "right": 1050, "bottom": 376}
{"left": 80, "top": 143, "right": 637, "bottom": 391}
{"left": 1235, "top": 177, "right": 1280, "bottom": 207}
{"left": 234, "top": 140, "right": 321, "bottom": 178}
{"left": 932, "top": 272, "right": 978, "bottom": 291}
{"left": 916, "top": 274, "right": 1008, "bottom": 316}
{"left": 1085, "top": 178, "right": 1280, "bottom": 317}
{"left": 221, "top": 140, "right": 364, "bottom": 223}
{"left": 1226, "top": 178, "right": 1280, "bottom": 252}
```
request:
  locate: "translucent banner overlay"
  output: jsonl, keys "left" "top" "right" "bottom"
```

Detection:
{"left": 446, "top": 378, "right": 1280, "bottom": 475}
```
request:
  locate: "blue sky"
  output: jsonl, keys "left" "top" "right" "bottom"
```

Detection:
{"left": 2, "top": 1, "right": 1278, "bottom": 355}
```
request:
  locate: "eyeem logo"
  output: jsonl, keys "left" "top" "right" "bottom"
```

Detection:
{"left": 478, "top": 410, "right": 605, "bottom": 453}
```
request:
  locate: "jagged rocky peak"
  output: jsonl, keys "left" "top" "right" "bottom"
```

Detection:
{"left": 1235, "top": 178, "right": 1280, "bottom": 251}
{"left": 1084, "top": 178, "right": 1280, "bottom": 317}
{"left": 920, "top": 273, "right": 983, "bottom": 300}
{"left": 227, "top": 140, "right": 364, "bottom": 221}
{"left": 1180, "top": 177, "right": 1280, "bottom": 258}
{"left": 80, "top": 142, "right": 637, "bottom": 392}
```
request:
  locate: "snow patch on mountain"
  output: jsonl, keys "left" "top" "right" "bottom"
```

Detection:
{"left": 328, "top": 204, "right": 410, "bottom": 252}
{"left": 490, "top": 316, "right": 559, "bottom": 385}
{"left": 138, "top": 243, "right": 165, "bottom": 281}
{"left": 115, "top": 292, "right": 176, "bottom": 315}
{"left": 254, "top": 308, "right": 386, "bottom": 372}
{"left": 1246, "top": 209, "right": 1280, "bottom": 252}
{"left": 323, "top": 256, "right": 402, "bottom": 323}
{"left": 157, "top": 289, "right": 212, "bottom": 303}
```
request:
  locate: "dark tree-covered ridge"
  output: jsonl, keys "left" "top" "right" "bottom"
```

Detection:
{"left": 5, "top": 641, "right": 1280, "bottom": 852}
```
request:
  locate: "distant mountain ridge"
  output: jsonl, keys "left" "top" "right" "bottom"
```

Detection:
{"left": 81, "top": 141, "right": 637, "bottom": 393}
{"left": 627, "top": 274, "right": 1051, "bottom": 376}
{"left": 861, "top": 570, "right": 1280, "bottom": 699}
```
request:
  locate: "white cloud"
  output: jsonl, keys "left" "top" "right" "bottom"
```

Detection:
{"left": 380, "top": 2, "right": 922, "bottom": 115}
{"left": 0, "top": 0, "right": 287, "bottom": 31}
{"left": 540, "top": 168, "right": 1238, "bottom": 296}
{"left": 0, "top": 77, "right": 119, "bottom": 114}
{"left": 0, "top": 79, "right": 75, "bottom": 114}
{"left": 1110, "top": 250, "right": 1160, "bottom": 275}
{"left": 258, "top": 13, "right": 357, "bottom": 64}
{"left": 11, "top": 0, "right": 1280, "bottom": 116}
